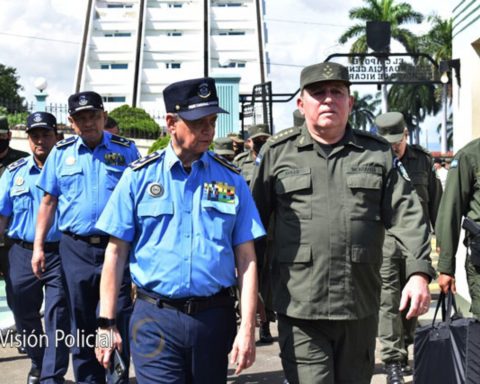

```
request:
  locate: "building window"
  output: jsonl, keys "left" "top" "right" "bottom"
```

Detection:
{"left": 215, "top": 2, "right": 244, "bottom": 7}
{"left": 107, "top": 3, "right": 133, "bottom": 8}
{"left": 168, "top": 3, "right": 183, "bottom": 8}
{"left": 104, "top": 32, "right": 132, "bottom": 37}
{"left": 103, "top": 96, "right": 126, "bottom": 103}
{"left": 218, "top": 31, "right": 246, "bottom": 36}
{"left": 100, "top": 63, "right": 129, "bottom": 70}
{"left": 165, "top": 62, "right": 182, "bottom": 69}
{"left": 219, "top": 61, "right": 246, "bottom": 68}
{"left": 167, "top": 31, "right": 183, "bottom": 36}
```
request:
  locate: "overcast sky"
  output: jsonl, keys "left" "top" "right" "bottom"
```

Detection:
{"left": 0, "top": 0, "right": 451, "bottom": 146}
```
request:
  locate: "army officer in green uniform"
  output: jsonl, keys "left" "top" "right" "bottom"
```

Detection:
{"left": 376, "top": 112, "right": 442, "bottom": 384}
{"left": 436, "top": 138, "right": 480, "bottom": 319}
{"left": 250, "top": 62, "right": 435, "bottom": 384}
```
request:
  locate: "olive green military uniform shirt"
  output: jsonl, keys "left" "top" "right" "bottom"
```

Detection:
{"left": 436, "top": 138, "right": 480, "bottom": 275}
{"left": 250, "top": 124, "right": 434, "bottom": 320}
{"left": 383, "top": 144, "right": 443, "bottom": 258}
{"left": 233, "top": 151, "right": 255, "bottom": 185}
{"left": 0, "top": 147, "right": 29, "bottom": 177}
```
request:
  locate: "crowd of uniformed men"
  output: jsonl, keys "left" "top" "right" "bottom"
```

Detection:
{"left": 0, "top": 61, "right": 479, "bottom": 384}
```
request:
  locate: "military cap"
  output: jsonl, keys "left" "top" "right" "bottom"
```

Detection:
{"left": 227, "top": 132, "right": 245, "bottom": 143}
{"left": 68, "top": 91, "right": 104, "bottom": 116}
{"left": 213, "top": 137, "right": 235, "bottom": 156}
{"left": 0, "top": 116, "right": 9, "bottom": 133}
{"left": 163, "top": 77, "right": 228, "bottom": 121}
{"left": 248, "top": 124, "right": 271, "bottom": 140}
{"left": 375, "top": 111, "right": 406, "bottom": 143}
{"left": 26, "top": 112, "right": 57, "bottom": 132}
{"left": 293, "top": 109, "right": 305, "bottom": 127}
{"left": 300, "top": 62, "right": 350, "bottom": 89}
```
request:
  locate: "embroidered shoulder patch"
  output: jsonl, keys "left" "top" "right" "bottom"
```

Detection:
{"left": 7, "top": 157, "right": 27, "bottom": 171}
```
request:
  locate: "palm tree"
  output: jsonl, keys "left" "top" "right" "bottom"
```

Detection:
{"left": 419, "top": 15, "right": 452, "bottom": 64}
{"left": 338, "top": 0, "right": 424, "bottom": 54}
{"left": 349, "top": 91, "right": 381, "bottom": 130}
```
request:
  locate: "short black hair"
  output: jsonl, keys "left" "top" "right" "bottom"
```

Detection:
{"left": 105, "top": 116, "right": 118, "bottom": 129}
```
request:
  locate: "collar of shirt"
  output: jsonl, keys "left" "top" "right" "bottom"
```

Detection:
{"left": 75, "top": 132, "right": 110, "bottom": 152}
{"left": 164, "top": 142, "right": 209, "bottom": 171}
{"left": 26, "top": 156, "right": 42, "bottom": 174}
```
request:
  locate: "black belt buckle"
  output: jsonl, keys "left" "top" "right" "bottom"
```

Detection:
{"left": 184, "top": 300, "right": 199, "bottom": 315}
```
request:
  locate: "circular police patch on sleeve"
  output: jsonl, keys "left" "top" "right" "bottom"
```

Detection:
{"left": 148, "top": 183, "right": 164, "bottom": 197}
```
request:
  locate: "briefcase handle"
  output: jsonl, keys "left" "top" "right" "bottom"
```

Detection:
{"left": 431, "top": 290, "right": 458, "bottom": 327}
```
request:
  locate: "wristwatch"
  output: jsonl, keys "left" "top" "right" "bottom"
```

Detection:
{"left": 97, "top": 317, "right": 116, "bottom": 329}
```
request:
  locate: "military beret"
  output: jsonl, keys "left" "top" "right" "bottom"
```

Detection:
{"left": 26, "top": 112, "right": 57, "bottom": 132}
{"left": 68, "top": 91, "right": 104, "bottom": 116}
{"left": 163, "top": 77, "right": 228, "bottom": 121}
{"left": 300, "top": 62, "right": 351, "bottom": 89}
{"left": 0, "top": 116, "right": 9, "bottom": 133}
{"left": 375, "top": 111, "right": 406, "bottom": 143}
{"left": 248, "top": 124, "right": 271, "bottom": 140}
{"left": 213, "top": 137, "right": 235, "bottom": 156}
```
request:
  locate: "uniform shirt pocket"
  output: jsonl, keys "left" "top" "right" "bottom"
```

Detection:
{"left": 275, "top": 168, "right": 312, "bottom": 219}
{"left": 59, "top": 165, "right": 83, "bottom": 195}
{"left": 346, "top": 172, "right": 382, "bottom": 220}
{"left": 137, "top": 200, "right": 174, "bottom": 234}
{"left": 11, "top": 187, "right": 31, "bottom": 212}
{"left": 202, "top": 199, "right": 236, "bottom": 239}
{"left": 276, "top": 244, "right": 312, "bottom": 302}
{"left": 105, "top": 166, "right": 124, "bottom": 191}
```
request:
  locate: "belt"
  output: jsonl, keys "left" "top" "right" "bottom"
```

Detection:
{"left": 136, "top": 288, "right": 235, "bottom": 315}
{"left": 11, "top": 239, "right": 59, "bottom": 252}
{"left": 63, "top": 231, "right": 110, "bottom": 246}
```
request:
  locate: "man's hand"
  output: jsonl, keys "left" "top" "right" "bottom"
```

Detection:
{"left": 31, "top": 248, "right": 46, "bottom": 279}
{"left": 399, "top": 273, "right": 431, "bottom": 320}
{"left": 438, "top": 273, "right": 456, "bottom": 294}
{"left": 95, "top": 327, "right": 122, "bottom": 369}
{"left": 230, "top": 324, "right": 256, "bottom": 375}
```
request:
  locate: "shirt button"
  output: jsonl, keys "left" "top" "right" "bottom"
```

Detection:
{"left": 185, "top": 233, "right": 190, "bottom": 238}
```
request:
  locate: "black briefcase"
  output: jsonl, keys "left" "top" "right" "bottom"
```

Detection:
{"left": 413, "top": 291, "right": 480, "bottom": 383}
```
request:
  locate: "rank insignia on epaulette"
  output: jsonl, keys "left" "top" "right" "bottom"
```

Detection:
{"left": 203, "top": 181, "right": 235, "bottom": 203}
{"left": 56, "top": 136, "right": 76, "bottom": 148}
{"left": 110, "top": 134, "right": 131, "bottom": 147}
{"left": 210, "top": 152, "right": 241, "bottom": 174}
{"left": 130, "top": 151, "right": 162, "bottom": 171}
{"left": 7, "top": 157, "right": 27, "bottom": 171}
{"left": 393, "top": 157, "right": 410, "bottom": 181}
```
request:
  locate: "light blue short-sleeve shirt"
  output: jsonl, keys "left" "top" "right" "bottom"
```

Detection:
{"left": 0, "top": 156, "right": 61, "bottom": 242}
{"left": 37, "top": 132, "right": 140, "bottom": 236}
{"left": 96, "top": 144, "right": 266, "bottom": 298}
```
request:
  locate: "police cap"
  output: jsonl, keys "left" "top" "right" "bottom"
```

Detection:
{"left": 68, "top": 91, "right": 104, "bottom": 116}
{"left": 248, "top": 124, "right": 271, "bottom": 140}
{"left": 300, "top": 62, "right": 351, "bottom": 90}
{"left": 375, "top": 111, "right": 406, "bottom": 143}
{"left": 213, "top": 137, "right": 235, "bottom": 156}
{"left": 163, "top": 77, "right": 228, "bottom": 121}
{"left": 26, "top": 112, "right": 57, "bottom": 133}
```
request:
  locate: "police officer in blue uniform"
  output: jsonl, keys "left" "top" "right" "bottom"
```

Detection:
{"left": 0, "top": 112, "right": 69, "bottom": 384}
{"left": 94, "top": 77, "right": 265, "bottom": 383}
{"left": 33, "top": 92, "right": 140, "bottom": 384}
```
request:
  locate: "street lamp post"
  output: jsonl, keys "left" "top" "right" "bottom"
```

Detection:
{"left": 34, "top": 77, "right": 48, "bottom": 112}
{"left": 439, "top": 61, "right": 450, "bottom": 155}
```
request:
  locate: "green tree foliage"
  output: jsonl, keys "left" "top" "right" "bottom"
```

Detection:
{"left": 0, "top": 64, "right": 27, "bottom": 113}
{"left": 419, "top": 15, "right": 452, "bottom": 63}
{"left": 109, "top": 104, "right": 162, "bottom": 139}
{"left": 349, "top": 91, "right": 380, "bottom": 130}
{"left": 148, "top": 135, "right": 170, "bottom": 154}
{"left": 338, "top": 0, "right": 423, "bottom": 54}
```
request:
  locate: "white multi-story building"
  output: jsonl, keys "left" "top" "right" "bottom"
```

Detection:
{"left": 75, "top": 0, "right": 269, "bottom": 122}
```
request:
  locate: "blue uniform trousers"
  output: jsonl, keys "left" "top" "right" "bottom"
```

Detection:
{"left": 60, "top": 233, "right": 132, "bottom": 384}
{"left": 131, "top": 297, "right": 236, "bottom": 384}
{"left": 5, "top": 243, "right": 70, "bottom": 383}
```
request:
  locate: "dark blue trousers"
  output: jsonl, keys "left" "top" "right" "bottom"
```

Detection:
{"left": 5, "top": 243, "right": 70, "bottom": 384}
{"left": 60, "top": 234, "right": 132, "bottom": 384}
{"left": 131, "top": 297, "right": 236, "bottom": 384}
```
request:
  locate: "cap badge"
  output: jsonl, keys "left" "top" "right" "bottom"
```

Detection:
{"left": 15, "top": 176, "right": 24, "bottom": 186}
{"left": 78, "top": 96, "right": 88, "bottom": 106}
{"left": 66, "top": 156, "right": 76, "bottom": 165}
{"left": 323, "top": 64, "right": 334, "bottom": 79}
{"left": 148, "top": 183, "right": 164, "bottom": 197}
{"left": 198, "top": 83, "right": 211, "bottom": 99}
{"left": 33, "top": 114, "right": 42, "bottom": 123}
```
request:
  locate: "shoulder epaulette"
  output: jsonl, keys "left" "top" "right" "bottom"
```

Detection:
{"left": 268, "top": 127, "right": 301, "bottom": 147}
{"left": 209, "top": 152, "right": 241, "bottom": 174}
{"left": 410, "top": 144, "right": 432, "bottom": 157}
{"left": 233, "top": 151, "right": 248, "bottom": 163}
{"left": 7, "top": 157, "right": 28, "bottom": 171}
{"left": 130, "top": 151, "right": 163, "bottom": 171}
{"left": 56, "top": 136, "right": 77, "bottom": 148}
{"left": 110, "top": 134, "right": 132, "bottom": 147}
{"left": 354, "top": 129, "right": 389, "bottom": 145}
